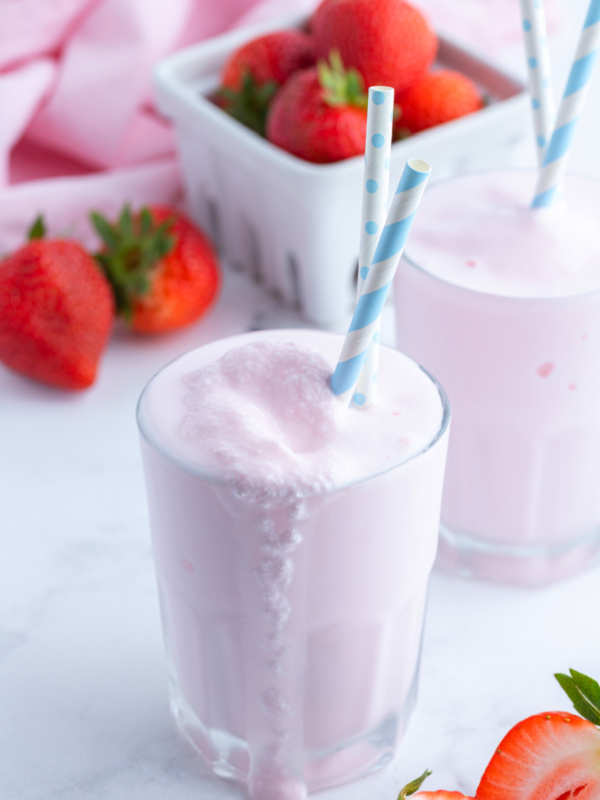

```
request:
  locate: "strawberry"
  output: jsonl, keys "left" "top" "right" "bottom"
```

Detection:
{"left": 91, "top": 205, "right": 220, "bottom": 335}
{"left": 219, "top": 30, "right": 315, "bottom": 136}
{"left": 0, "top": 217, "right": 113, "bottom": 390}
{"left": 477, "top": 669, "right": 600, "bottom": 800}
{"left": 396, "top": 770, "right": 474, "bottom": 800}
{"left": 412, "top": 794, "right": 474, "bottom": 799}
{"left": 395, "top": 70, "right": 484, "bottom": 135}
{"left": 221, "top": 30, "right": 315, "bottom": 92}
{"left": 311, "top": 0, "right": 437, "bottom": 95}
{"left": 266, "top": 51, "right": 367, "bottom": 163}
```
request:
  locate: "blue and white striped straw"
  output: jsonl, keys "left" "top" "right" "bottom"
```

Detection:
{"left": 331, "top": 158, "right": 431, "bottom": 406}
{"left": 532, "top": 0, "right": 600, "bottom": 208}
{"left": 520, "top": 0, "right": 555, "bottom": 165}
{"left": 354, "top": 86, "right": 394, "bottom": 409}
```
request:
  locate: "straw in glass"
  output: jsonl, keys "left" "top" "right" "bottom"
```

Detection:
{"left": 330, "top": 158, "right": 431, "bottom": 406}
{"left": 520, "top": 0, "right": 555, "bottom": 165}
{"left": 532, "top": 0, "right": 600, "bottom": 208}
{"left": 353, "top": 86, "right": 394, "bottom": 409}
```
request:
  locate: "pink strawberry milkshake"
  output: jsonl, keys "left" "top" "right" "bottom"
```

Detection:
{"left": 137, "top": 328, "right": 449, "bottom": 800}
{"left": 395, "top": 170, "right": 600, "bottom": 587}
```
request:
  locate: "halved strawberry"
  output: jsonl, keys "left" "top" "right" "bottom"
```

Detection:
{"left": 477, "top": 670, "right": 600, "bottom": 800}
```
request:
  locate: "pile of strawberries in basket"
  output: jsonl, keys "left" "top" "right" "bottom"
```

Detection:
{"left": 217, "top": 0, "right": 484, "bottom": 163}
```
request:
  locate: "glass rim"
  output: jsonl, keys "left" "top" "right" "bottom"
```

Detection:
{"left": 136, "top": 329, "right": 451, "bottom": 495}
{"left": 402, "top": 166, "right": 600, "bottom": 304}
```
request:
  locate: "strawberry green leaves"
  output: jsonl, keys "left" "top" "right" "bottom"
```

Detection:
{"left": 317, "top": 49, "right": 367, "bottom": 109}
{"left": 556, "top": 669, "right": 600, "bottom": 726}
{"left": 90, "top": 205, "right": 175, "bottom": 321}
{"left": 218, "top": 69, "right": 278, "bottom": 136}
{"left": 398, "top": 769, "right": 433, "bottom": 799}
{"left": 27, "top": 215, "right": 46, "bottom": 241}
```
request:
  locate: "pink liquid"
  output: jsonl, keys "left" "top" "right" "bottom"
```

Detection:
{"left": 137, "top": 329, "right": 449, "bottom": 799}
{"left": 395, "top": 170, "right": 600, "bottom": 586}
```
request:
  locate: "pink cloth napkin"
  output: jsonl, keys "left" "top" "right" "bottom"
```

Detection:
{"left": 0, "top": 0, "right": 569, "bottom": 253}
{"left": 0, "top": 0, "right": 318, "bottom": 252}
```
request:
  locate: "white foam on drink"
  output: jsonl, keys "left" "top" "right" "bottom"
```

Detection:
{"left": 164, "top": 338, "right": 444, "bottom": 502}
{"left": 407, "top": 171, "right": 600, "bottom": 298}
{"left": 180, "top": 340, "right": 340, "bottom": 501}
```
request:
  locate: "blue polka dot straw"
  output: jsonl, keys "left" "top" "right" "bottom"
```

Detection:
{"left": 520, "top": 0, "right": 555, "bottom": 166}
{"left": 331, "top": 158, "right": 431, "bottom": 406}
{"left": 532, "top": 0, "right": 600, "bottom": 208}
{"left": 354, "top": 86, "right": 394, "bottom": 409}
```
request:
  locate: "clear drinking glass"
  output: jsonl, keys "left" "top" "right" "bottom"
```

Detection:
{"left": 137, "top": 329, "right": 449, "bottom": 800}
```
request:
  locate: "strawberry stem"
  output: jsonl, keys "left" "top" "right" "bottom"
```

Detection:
{"left": 217, "top": 70, "right": 278, "bottom": 137}
{"left": 555, "top": 669, "right": 600, "bottom": 726}
{"left": 317, "top": 49, "right": 368, "bottom": 109}
{"left": 90, "top": 205, "right": 175, "bottom": 321}
{"left": 397, "top": 769, "right": 432, "bottom": 799}
{"left": 28, "top": 215, "right": 46, "bottom": 241}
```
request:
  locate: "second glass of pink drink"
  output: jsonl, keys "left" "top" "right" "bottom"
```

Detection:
{"left": 395, "top": 169, "right": 600, "bottom": 586}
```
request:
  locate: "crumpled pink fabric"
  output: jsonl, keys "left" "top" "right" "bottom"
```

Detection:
{"left": 0, "top": 0, "right": 569, "bottom": 253}
{"left": 0, "top": 0, "right": 319, "bottom": 252}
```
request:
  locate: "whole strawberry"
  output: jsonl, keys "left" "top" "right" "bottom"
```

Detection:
{"left": 311, "top": 0, "right": 437, "bottom": 95}
{"left": 412, "top": 794, "right": 473, "bottom": 799}
{"left": 396, "top": 70, "right": 484, "bottom": 135}
{"left": 91, "top": 205, "right": 220, "bottom": 335}
{"left": 219, "top": 30, "right": 315, "bottom": 136}
{"left": 0, "top": 218, "right": 113, "bottom": 390}
{"left": 266, "top": 51, "right": 367, "bottom": 163}
{"left": 477, "top": 669, "right": 600, "bottom": 800}
{"left": 396, "top": 770, "right": 474, "bottom": 800}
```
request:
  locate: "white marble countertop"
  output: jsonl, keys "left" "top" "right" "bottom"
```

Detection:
{"left": 2, "top": 6, "right": 600, "bottom": 798}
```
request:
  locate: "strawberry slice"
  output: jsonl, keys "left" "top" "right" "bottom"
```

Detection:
{"left": 477, "top": 670, "right": 600, "bottom": 800}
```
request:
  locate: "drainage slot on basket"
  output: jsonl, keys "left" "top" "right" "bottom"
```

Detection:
{"left": 206, "top": 198, "right": 223, "bottom": 252}
{"left": 248, "top": 224, "right": 263, "bottom": 284}
{"left": 352, "top": 259, "right": 360, "bottom": 290}
{"left": 286, "top": 253, "right": 302, "bottom": 310}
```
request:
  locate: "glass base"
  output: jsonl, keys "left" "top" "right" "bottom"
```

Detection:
{"left": 436, "top": 521, "right": 600, "bottom": 587}
{"left": 168, "top": 669, "right": 418, "bottom": 794}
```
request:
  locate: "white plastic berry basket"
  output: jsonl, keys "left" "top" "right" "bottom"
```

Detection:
{"left": 154, "top": 14, "right": 528, "bottom": 325}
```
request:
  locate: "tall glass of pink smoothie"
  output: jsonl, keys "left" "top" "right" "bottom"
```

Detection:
{"left": 137, "top": 328, "right": 449, "bottom": 800}
{"left": 395, "top": 169, "right": 600, "bottom": 587}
